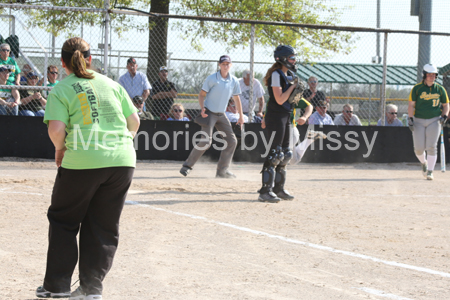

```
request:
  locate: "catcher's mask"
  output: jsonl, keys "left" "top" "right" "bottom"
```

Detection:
{"left": 274, "top": 45, "right": 297, "bottom": 72}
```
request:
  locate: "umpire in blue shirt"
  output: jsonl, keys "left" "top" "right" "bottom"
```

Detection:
{"left": 180, "top": 55, "right": 245, "bottom": 178}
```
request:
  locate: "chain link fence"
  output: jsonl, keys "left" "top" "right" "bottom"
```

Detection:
{"left": 0, "top": 2, "right": 449, "bottom": 125}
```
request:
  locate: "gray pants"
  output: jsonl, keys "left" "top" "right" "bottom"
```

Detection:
{"left": 184, "top": 111, "right": 237, "bottom": 172}
{"left": 412, "top": 116, "right": 441, "bottom": 156}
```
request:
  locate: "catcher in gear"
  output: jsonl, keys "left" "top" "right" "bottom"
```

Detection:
{"left": 258, "top": 45, "right": 312, "bottom": 203}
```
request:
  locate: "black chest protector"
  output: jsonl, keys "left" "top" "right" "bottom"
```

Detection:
{"left": 267, "top": 69, "right": 295, "bottom": 113}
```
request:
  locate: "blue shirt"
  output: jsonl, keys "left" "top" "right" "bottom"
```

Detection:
{"left": 202, "top": 72, "right": 241, "bottom": 113}
{"left": 167, "top": 117, "right": 190, "bottom": 121}
{"left": 377, "top": 118, "right": 403, "bottom": 126}
{"left": 308, "top": 111, "right": 335, "bottom": 125}
{"left": 118, "top": 71, "right": 151, "bottom": 99}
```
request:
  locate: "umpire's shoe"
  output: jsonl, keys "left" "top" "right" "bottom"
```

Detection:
{"left": 36, "top": 286, "right": 70, "bottom": 298}
{"left": 180, "top": 165, "right": 192, "bottom": 177}
{"left": 216, "top": 170, "right": 236, "bottom": 178}
{"left": 258, "top": 191, "right": 281, "bottom": 203}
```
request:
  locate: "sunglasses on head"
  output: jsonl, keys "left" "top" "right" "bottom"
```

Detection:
{"left": 173, "top": 109, "right": 183, "bottom": 113}
{"left": 1, "top": 49, "right": 10, "bottom": 52}
{"left": 389, "top": 112, "right": 398, "bottom": 115}
{"left": 345, "top": 110, "right": 353, "bottom": 113}
{"left": 49, "top": 71, "right": 58, "bottom": 74}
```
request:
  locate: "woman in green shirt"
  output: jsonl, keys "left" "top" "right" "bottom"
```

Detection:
{"left": 408, "top": 63, "right": 449, "bottom": 180}
{"left": 36, "top": 37, "right": 140, "bottom": 300}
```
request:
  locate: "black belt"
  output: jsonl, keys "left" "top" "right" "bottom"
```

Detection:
{"left": 205, "top": 108, "right": 224, "bottom": 116}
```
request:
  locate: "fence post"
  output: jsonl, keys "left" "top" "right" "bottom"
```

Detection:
{"left": 380, "top": 32, "right": 388, "bottom": 126}
{"left": 104, "top": 0, "right": 110, "bottom": 75}
{"left": 248, "top": 24, "right": 255, "bottom": 123}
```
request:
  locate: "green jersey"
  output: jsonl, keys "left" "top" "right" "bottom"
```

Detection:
{"left": 409, "top": 82, "right": 449, "bottom": 119}
{"left": 44, "top": 72, "right": 138, "bottom": 170}
{"left": 0, "top": 57, "right": 20, "bottom": 85}
{"left": 291, "top": 98, "right": 311, "bottom": 125}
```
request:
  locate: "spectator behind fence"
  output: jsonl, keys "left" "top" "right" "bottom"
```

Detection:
{"left": 132, "top": 96, "right": 154, "bottom": 120}
{"left": 18, "top": 72, "right": 46, "bottom": 117}
{"left": 0, "top": 66, "right": 20, "bottom": 116}
{"left": 303, "top": 76, "right": 327, "bottom": 110}
{"left": 0, "top": 43, "right": 20, "bottom": 86}
{"left": 118, "top": 57, "right": 151, "bottom": 109}
{"left": 167, "top": 103, "right": 189, "bottom": 121}
{"left": 308, "top": 100, "right": 334, "bottom": 125}
{"left": 225, "top": 97, "right": 262, "bottom": 123}
{"left": 226, "top": 98, "right": 248, "bottom": 123}
{"left": 39, "top": 65, "right": 60, "bottom": 97}
{"left": 20, "top": 64, "right": 32, "bottom": 85}
{"left": 377, "top": 103, "right": 403, "bottom": 126}
{"left": 239, "top": 69, "right": 265, "bottom": 118}
{"left": 334, "top": 104, "right": 362, "bottom": 126}
{"left": 149, "top": 66, "right": 178, "bottom": 119}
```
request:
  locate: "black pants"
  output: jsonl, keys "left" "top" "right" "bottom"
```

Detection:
{"left": 43, "top": 167, "right": 134, "bottom": 295}
{"left": 264, "top": 110, "right": 291, "bottom": 154}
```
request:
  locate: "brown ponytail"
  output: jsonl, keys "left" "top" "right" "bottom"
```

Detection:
{"left": 263, "top": 62, "right": 283, "bottom": 86}
{"left": 61, "top": 37, "right": 94, "bottom": 79}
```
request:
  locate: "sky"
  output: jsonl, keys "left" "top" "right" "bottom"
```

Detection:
{"left": 1, "top": 0, "right": 450, "bottom": 78}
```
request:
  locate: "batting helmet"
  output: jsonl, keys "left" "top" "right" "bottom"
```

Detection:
{"left": 423, "top": 63, "right": 438, "bottom": 80}
{"left": 274, "top": 45, "right": 297, "bottom": 71}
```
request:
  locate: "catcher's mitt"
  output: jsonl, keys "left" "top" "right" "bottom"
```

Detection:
{"left": 287, "top": 77, "right": 306, "bottom": 105}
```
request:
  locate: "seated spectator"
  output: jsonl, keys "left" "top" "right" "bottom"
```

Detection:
{"left": 149, "top": 66, "right": 178, "bottom": 118}
{"left": 0, "top": 66, "right": 19, "bottom": 115}
{"left": 39, "top": 65, "right": 60, "bottom": 97}
{"left": 334, "top": 104, "right": 362, "bottom": 126}
{"left": 308, "top": 100, "right": 334, "bottom": 125}
{"left": 0, "top": 43, "right": 20, "bottom": 86}
{"left": 20, "top": 64, "right": 32, "bottom": 85}
{"left": 18, "top": 72, "right": 46, "bottom": 117}
{"left": 225, "top": 98, "right": 261, "bottom": 123}
{"left": 377, "top": 103, "right": 403, "bottom": 126}
{"left": 132, "top": 96, "right": 154, "bottom": 120}
{"left": 167, "top": 103, "right": 189, "bottom": 121}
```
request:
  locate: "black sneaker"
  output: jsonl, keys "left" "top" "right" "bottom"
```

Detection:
{"left": 275, "top": 189, "right": 294, "bottom": 200}
{"left": 258, "top": 192, "right": 281, "bottom": 203}
{"left": 180, "top": 165, "right": 192, "bottom": 177}
{"left": 216, "top": 170, "right": 236, "bottom": 178}
{"left": 36, "top": 285, "right": 70, "bottom": 298}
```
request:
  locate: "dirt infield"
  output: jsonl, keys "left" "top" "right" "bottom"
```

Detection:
{"left": 1, "top": 159, "right": 449, "bottom": 300}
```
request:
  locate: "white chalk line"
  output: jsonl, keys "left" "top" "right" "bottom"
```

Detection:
{"left": 367, "top": 194, "right": 450, "bottom": 198}
{"left": 353, "top": 287, "right": 414, "bottom": 300}
{"left": 126, "top": 200, "right": 450, "bottom": 279}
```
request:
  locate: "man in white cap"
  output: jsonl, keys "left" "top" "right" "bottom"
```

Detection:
{"left": 239, "top": 69, "right": 265, "bottom": 120}
{"left": 149, "top": 66, "right": 178, "bottom": 118}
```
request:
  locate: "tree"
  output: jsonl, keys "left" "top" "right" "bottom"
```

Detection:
{"left": 3, "top": 0, "right": 355, "bottom": 83}
{"left": 170, "top": 61, "right": 215, "bottom": 94}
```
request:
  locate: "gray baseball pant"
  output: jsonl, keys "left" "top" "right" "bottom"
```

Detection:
{"left": 412, "top": 116, "right": 441, "bottom": 156}
{"left": 184, "top": 111, "right": 237, "bottom": 172}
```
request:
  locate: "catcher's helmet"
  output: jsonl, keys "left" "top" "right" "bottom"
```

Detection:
{"left": 423, "top": 64, "right": 438, "bottom": 80}
{"left": 274, "top": 45, "right": 297, "bottom": 71}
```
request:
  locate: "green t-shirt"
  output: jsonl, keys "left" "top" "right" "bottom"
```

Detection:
{"left": 0, "top": 57, "right": 20, "bottom": 85}
{"left": 291, "top": 98, "right": 311, "bottom": 125}
{"left": 0, "top": 86, "right": 13, "bottom": 103}
{"left": 409, "top": 82, "right": 449, "bottom": 119}
{"left": 42, "top": 80, "right": 60, "bottom": 97}
{"left": 44, "top": 72, "right": 138, "bottom": 170}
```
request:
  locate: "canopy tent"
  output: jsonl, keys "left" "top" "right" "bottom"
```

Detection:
{"left": 296, "top": 62, "right": 442, "bottom": 85}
